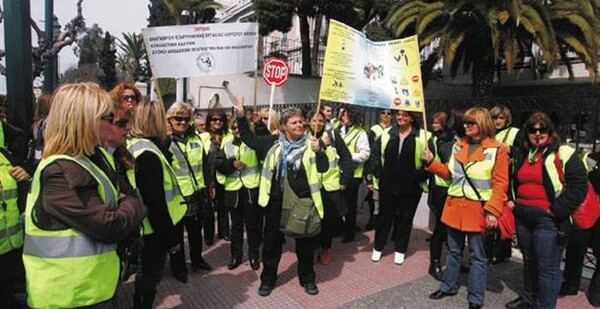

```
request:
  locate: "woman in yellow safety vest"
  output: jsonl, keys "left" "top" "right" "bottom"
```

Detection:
{"left": 426, "top": 111, "right": 457, "bottom": 280}
{"left": 505, "top": 112, "right": 587, "bottom": 309}
{"left": 424, "top": 107, "right": 509, "bottom": 309}
{"left": 166, "top": 102, "right": 212, "bottom": 283}
{"left": 0, "top": 145, "right": 30, "bottom": 308}
{"left": 128, "top": 100, "right": 187, "bottom": 308}
{"left": 22, "top": 83, "right": 146, "bottom": 309}
{"left": 233, "top": 99, "right": 329, "bottom": 297}
{"left": 306, "top": 109, "right": 354, "bottom": 265}
{"left": 215, "top": 119, "right": 263, "bottom": 270}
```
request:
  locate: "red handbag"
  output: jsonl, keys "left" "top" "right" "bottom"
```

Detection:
{"left": 554, "top": 153, "right": 600, "bottom": 229}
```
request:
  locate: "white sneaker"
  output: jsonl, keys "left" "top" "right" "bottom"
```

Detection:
{"left": 394, "top": 252, "right": 405, "bottom": 265}
{"left": 371, "top": 249, "right": 382, "bottom": 262}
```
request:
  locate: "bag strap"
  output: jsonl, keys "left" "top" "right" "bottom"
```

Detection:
{"left": 501, "top": 127, "right": 511, "bottom": 144}
{"left": 458, "top": 161, "right": 484, "bottom": 205}
{"left": 553, "top": 150, "right": 566, "bottom": 185}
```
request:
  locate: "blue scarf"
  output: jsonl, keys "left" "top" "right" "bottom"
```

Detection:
{"left": 277, "top": 133, "right": 307, "bottom": 186}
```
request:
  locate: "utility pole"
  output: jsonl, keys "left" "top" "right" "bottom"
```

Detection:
{"left": 3, "top": 0, "right": 34, "bottom": 132}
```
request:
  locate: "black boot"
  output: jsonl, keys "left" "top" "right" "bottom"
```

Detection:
{"left": 133, "top": 291, "right": 156, "bottom": 309}
{"left": 429, "top": 259, "right": 443, "bottom": 281}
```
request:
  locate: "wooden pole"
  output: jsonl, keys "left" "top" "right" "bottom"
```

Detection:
{"left": 152, "top": 77, "right": 164, "bottom": 106}
{"left": 421, "top": 103, "right": 429, "bottom": 146}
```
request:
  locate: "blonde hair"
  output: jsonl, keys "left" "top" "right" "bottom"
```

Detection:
{"left": 130, "top": 99, "right": 168, "bottom": 142}
{"left": 463, "top": 107, "right": 496, "bottom": 139}
{"left": 43, "top": 83, "right": 112, "bottom": 158}
{"left": 166, "top": 102, "right": 193, "bottom": 119}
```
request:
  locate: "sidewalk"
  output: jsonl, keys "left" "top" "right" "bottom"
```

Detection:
{"left": 116, "top": 211, "right": 596, "bottom": 308}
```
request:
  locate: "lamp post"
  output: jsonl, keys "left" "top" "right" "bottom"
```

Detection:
{"left": 3, "top": 0, "right": 34, "bottom": 132}
{"left": 42, "top": 0, "right": 60, "bottom": 93}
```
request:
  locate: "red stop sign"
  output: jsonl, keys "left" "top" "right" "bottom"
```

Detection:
{"left": 263, "top": 58, "right": 289, "bottom": 87}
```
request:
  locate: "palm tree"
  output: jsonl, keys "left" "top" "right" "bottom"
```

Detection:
{"left": 548, "top": 0, "right": 600, "bottom": 79}
{"left": 116, "top": 32, "right": 147, "bottom": 81}
{"left": 385, "top": 0, "right": 561, "bottom": 97}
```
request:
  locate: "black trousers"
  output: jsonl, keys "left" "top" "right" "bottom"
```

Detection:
{"left": 562, "top": 221, "right": 600, "bottom": 291}
{"left": 215, "top": 184, "right": 230, "bottom": 239}
{"left": 0, "top": 249, "right": 26, "bottom": 308}
{"left": 169, "top": 213, "right": 204, "bottom": 274}
{"left": 201, "top": 188, "right": 215, "bottom": 243}
{"left": 319, "top": 190, "right": 341, "bottom": 249}
{"left": 135, "top": 235, "right": 168, "bottom": 297}
{"left": 374, "top": 191, "right": 421, "bottom": 253}
{"left": 260, "top": 196, "right": 318, "bottom": 286}
{"left": 343, "top": 180, "right": 361, "bottom": 238}
{"left": 428, "top": 186, "right": 448, "bottom": 261}
{"left": 228, "top": 187, "right": 262, "bottom": 260}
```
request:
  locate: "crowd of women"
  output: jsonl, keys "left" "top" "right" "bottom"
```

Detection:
{"left": 1, "top": 81, "right": 600, "bottom": 309}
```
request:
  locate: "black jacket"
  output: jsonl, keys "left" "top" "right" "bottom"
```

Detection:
{"left": 512, "top": 143, "right": 588, "bottom": 219}
{"left": 368, "top": 126, "right": 429, "bottom": 195}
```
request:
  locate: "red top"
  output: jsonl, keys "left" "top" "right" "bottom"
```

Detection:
{"left": 516, "top": 155, "right": 551, "bottom": 211}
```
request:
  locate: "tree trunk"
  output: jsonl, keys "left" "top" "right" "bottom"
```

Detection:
{"left": 311, "top": 14, "right": 322, "bottom": 76}
{"left": 471, "top": 47, "right": 495, "bottom": 99}
{"left": 299, "top": 13, "right": 311, "bottom": 77}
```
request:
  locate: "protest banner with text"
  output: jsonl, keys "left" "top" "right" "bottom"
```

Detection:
{"left": 143, "top": 23, "right": 258, "bottom": 78}
{"left": 319, "top": 20, "right": 424, "bottom": 112}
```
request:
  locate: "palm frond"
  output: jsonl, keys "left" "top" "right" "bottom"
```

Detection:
{"left": 416, "top": 2, "right": 446, "bottom": 35}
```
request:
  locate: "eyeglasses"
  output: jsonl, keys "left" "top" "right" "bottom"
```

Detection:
{"left": 463, "top": 121, "right": 477, "bottom": 128}
{"left": 113, "top": 118, "right": 129, "bottom": 128}
{"left": 101, "top": 113, "right": 114, "bottom": 123}
{"left": 210, "top": 118, "right": 223, "bottom": 122}
{"left": 380, "top": 111, "right": 392, "bottom": 115}
{"left": 121, "top": 95, "right": 137, "bottom": 102}
{"left": 171, "top": 116, "right": 189, "bottom": 123}
{"left": 527, "top": 126, "right": 549, "bottom": 134}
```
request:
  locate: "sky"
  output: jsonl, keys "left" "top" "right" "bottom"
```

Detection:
{"left": 0, "top": 0, "right": 151, "bottom": 93}
{"left": 0, "top": 0, "right": 243, "bottom": 94}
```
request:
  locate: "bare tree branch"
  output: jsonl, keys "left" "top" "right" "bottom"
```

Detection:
{"left": 30, "top": 18, "right": 46, "bottom": 46}
{"left": 0, "top": 5, "right": 4, "bottom": 23}
{"left": 31, "top": 0, "right": 86, "bottom": 78}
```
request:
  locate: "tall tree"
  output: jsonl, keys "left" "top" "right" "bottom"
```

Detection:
{"left": 148, "top": 0, "right": 176, "bottom": 26}
{"left": 74, "top": 23, "right": 104, "bottom": 66}
{"left": 162, "top": 0, "right": 222, "bottom": 24}
{"left": 99, "top": 32, "right": 117, "bottom": 90}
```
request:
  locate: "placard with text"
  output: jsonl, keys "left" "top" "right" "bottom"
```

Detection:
{"left": 143, "top": 23, "right": 258, "bottom": 78}
{"left": 320, "top": 20, "right": 424, "bottom": 112}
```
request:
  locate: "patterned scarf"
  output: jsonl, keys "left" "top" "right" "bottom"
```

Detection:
{"left": 277, "top": 132, "right": 307, "bottom": 183}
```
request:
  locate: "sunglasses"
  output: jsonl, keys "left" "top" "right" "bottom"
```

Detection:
{"left": 380, "top": 111, "right": 392, "bottom": 115}
{"left": 121, "top": 95, "right": 137, "bottom": 102}
{"left": 527, "top": 126, "right": 549, "bottom": 134}
{"left": 101, "top": 113, "right": 114, "bottom": 123}
{"left": 463, "top": 121, "right": 477, "bottom": 128}
{"left": 210, "top": 118, "right": 223, "bottom": 122}
{"left": 172, "top": 116, "right": 189, "bottom": 122}
{"left": 113, "top": 118, "right": 129, "bottom": 128}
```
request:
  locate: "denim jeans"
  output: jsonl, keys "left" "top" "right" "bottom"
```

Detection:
{"left": 440, "top": 227, "right": 487, "bottom": 306}
{"left": 514, "top": 205, "right": 563, "bottom": 309}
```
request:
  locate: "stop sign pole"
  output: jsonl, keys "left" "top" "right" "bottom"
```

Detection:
{"left": 263, "top": 58, "right": 289, "bottom": 128}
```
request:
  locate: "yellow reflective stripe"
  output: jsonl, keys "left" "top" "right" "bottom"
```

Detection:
{"left": 23, "top": 234, "right": 117, "bottom": 258}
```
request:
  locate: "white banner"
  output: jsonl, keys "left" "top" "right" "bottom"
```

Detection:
{"left": 143, "top": 23, "right": 258, "bottom": 78}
